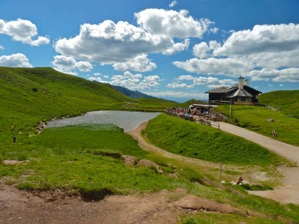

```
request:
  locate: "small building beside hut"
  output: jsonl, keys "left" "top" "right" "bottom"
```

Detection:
{"left": 205, "top": 76, "right": 262, "bottom": 105}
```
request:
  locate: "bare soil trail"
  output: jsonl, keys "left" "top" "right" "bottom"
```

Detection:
{"left": 214, "top": 122, "right": 299, "bottom": 204}
{"left": 128, "top": 122, "right": 217, "bottom": 168}
{"left": 128, "top": 122, "right": 265, "bottom": 184}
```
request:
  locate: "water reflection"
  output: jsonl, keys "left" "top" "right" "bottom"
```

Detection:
{"left": 46, "top": 111, "right": 161, "bottom": 132}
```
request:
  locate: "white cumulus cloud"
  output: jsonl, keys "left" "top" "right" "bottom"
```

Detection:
{"left": 110, "top": 71, "right": 161, "bottom": 90}
{"left": 249, "top": 68, "right": 299, "bottom": 82}
{"left": 52, "top": 55, "right": 93, "bottom": 73}
{"left": 0, "top": 18, "right": 49, "bottom": 46}
{"left": 214, "top": 23, "right": 299, "bottom": 56}
{"left": 163, "top": 39, "right": 190, "bottom": 55}
{"left": 167, "top": 82, "right": 193, "bottom": 89}
{"left": 193, "top": 42, "right": 210, "bottom": 59}
{"left": 175, "top": 23, "right": 299, "bottom": 83}
{"left": 135, "top": 8, "right": 214, "bottom": 38}
{"left": 167, "top": 75, "right": 235, "bottom": 89}
{"left": 54, "top": 20, "right": 174, "bottom": 64}
{"left": 0, "top": 53, "right": 32, "bottom": 67}
{"left": 173, "top": 57, "right": 254, "bottom": 76}
{"left": 112, "top": 54, "right": 157, "bottom": 72}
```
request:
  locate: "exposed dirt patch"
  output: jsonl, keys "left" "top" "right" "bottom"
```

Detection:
{"left": 0, "top": 183, "right": 251, "bottom": 224}
{"left": 2, "top": 160, "right": 29, "bottom": 165}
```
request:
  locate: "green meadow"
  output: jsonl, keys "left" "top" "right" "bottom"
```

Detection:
{"left": 144, "top": 114, "right": 286, "bottom": 166}
{"left": 1, "top": 67, "right": 299, "bottom": 223}
{"left": 2, "top": 123, "right": 299, "bottom": 223}
{"left": 1, "top": 124, "right": 184, "bottom": 196}
{"left": 0, "top": 67, "right": 173, "bottom": 144}
{"left": 259, "top": 90, "right": 299, "bottom": 117}
{"left": 216, "top": 104, "right": 299, "bottom": 146}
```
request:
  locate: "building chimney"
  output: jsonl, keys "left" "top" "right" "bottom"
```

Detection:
{"left": 238, "top": 76, "right": 244, "bottom": 89}
{"left": 245, "top": 79, "right": 249, "bottom": 86}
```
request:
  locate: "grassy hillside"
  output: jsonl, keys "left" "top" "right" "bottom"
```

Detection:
{"left": 144, "top": 114, "right": 285, "bottom": 166}
{"left": 0, "top": 67, "right": 128, "bottom": 141}
{"left": 1, "top": 67, "right": 299, "bottom": 223}
{"left": 1, "top": 124, "right": 176, "bottom": 193}
{"left": 216, "top": 105, "right": 299, "bottom": 146}
{"left": 2, "top": 123, "right": 299, "bottom": 223}
{"left": 259, "top": 90, "right": 299, "bottom": 117}
{"left": 0, "top": 67, "right": 175, "bottom": 143}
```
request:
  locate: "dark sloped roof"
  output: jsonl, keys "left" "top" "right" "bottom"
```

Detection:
{"left": 206, "top": 84, "right": 262, "bottom": 95}
{"left": 228, "top": 89, "right": 253, "bottom": 98}
{"left": 205, "top": 85, "right": 237, "bottom": 93}
{"left": 244, "top": 85, "right": 262, "bottom": 94}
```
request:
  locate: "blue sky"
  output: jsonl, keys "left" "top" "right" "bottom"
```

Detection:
{"left": 1, "top": 0, "right": 299, "bottom": 102}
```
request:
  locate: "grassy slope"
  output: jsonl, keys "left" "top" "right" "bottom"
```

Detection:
{"left": 1, "top": 67, "right": 299, "bottom": 223}
{"left": 2, "top": 124, "right": 299, "bottom": 223}
{"left": 144, "top": 114, "right": 285, "bottom": 166}
{"left": 259, "top": 90, "right": 299, "bottom": 117}
{"left": 216, "top": 105, "right": 299, "bottom": 146}
{"left": 1, "top": 124, "right": 181, "bottom": 194}
{"left": 0, "top": 67, "right": 175, "bottom": 143}
{"left": 0, "top": 67, "right": 127, "bottom": 141}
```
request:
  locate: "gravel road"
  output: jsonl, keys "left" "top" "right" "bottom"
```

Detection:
{"left": 214, "top": 122, "right": 299, "bottom": 204}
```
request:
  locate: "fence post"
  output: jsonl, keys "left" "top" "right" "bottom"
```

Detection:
{"left": 218, "top": 124, "right": 220, "bottom": 130}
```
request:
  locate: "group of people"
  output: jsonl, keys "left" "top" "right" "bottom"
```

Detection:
{"left": 165, "top": 107, "right": 198, "bottom": 121}
{"left": 165, "top": 105, "right": 226, "bottom": 123}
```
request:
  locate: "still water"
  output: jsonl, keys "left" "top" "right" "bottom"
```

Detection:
{"left": 46, "top": 111, "right": 161, "bottom": 132}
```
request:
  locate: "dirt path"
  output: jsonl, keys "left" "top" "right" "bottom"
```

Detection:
{"left": 128, "top": 122, "right": 217, "bottom": 168}
{"left": 0, "top": 182, "right": 186, "bottom": 224}
{"left": 216, "top": 122, "right": 299, "bottom": 164}
{"left": 214, "top": 122, "right": 299, "bottom": 204}
{"left": 1, "top": 181, "right": 252, "bottom": 224}
{"left": 1, "top": 122, "right": 251, "bottom": 224}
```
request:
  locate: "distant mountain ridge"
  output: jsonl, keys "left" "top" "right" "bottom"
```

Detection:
{"left": 111, "top": 85, "right": 155, "bottom": 99}
{"left": 0, "top": 67, "right": 176, "bottom": 139}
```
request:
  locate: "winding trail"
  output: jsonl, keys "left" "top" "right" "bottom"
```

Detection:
{"left": 214, "top": 122, "right": 299, "bottom": 204}
{"left": 128, "top": 122, "right": 217, "bottom": 169}
{"left": 215, "top": 122, "right": 299, "bottom": 164}
{"left": 129, "top": 121, "right": 299, "bottom": 204}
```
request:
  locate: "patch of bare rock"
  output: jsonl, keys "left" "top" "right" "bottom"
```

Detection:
{"left": 121, "top": 155, "right": 163, "bottom": 174}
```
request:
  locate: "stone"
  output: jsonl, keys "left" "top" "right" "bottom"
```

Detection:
{"left": 121, "top": 155, "right": 137, "bottom": 165}
{"left": 137, "top": 159, "right": 163, "bottom": 174}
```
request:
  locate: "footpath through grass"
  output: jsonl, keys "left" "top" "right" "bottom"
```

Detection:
{"left": 216, "top": 105, "right": 299, "bottom": 146}
{"left": 144, "top": 114, "right": 285, "bottom": 166}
